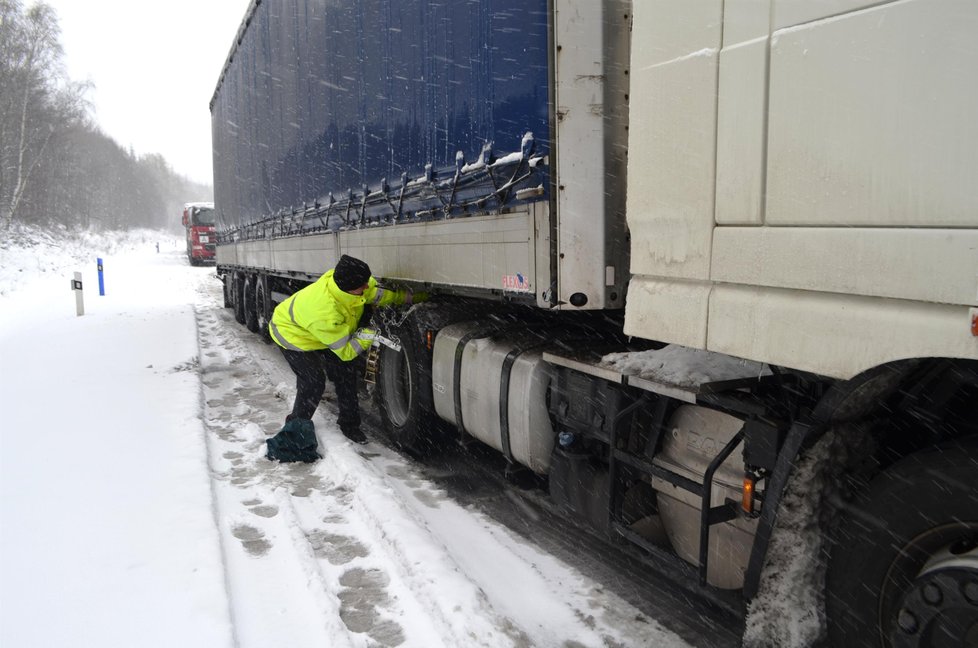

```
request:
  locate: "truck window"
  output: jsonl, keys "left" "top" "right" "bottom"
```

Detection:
{"left": 192, "top": 207, "right": 215, "bottom": 226}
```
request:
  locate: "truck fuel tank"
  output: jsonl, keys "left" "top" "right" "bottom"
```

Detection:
{"left": 651, "top": 405, "right": 759, "bottom": 590}
{"left": 431, "top": 321, "right": 556, "bottom": 474}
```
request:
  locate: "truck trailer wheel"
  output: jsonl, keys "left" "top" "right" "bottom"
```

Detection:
{"left": 233, "top": 272, "right": 246, "bottom": 325}
{"left": 254, "top": 275, "right": 271, "bottom": 339}
{"left": 825, "top": 438, "right": 978, "bottom": 647}
{"left": 376, "top": 320, "right": 443, "bottom": 456}
{"left": 242, "top": 274, "right": 259, "bottom": 333}
{"left": 222, "top": 274, "right": 233, "bottom": 308}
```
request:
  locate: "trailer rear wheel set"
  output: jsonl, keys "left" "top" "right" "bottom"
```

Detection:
{"left": 242, "top": 275, "right": 260, "bottom": 333}
{"left": 254, "top": 276, "right": 271, "bottom": 338}
{"left": 232, "top": 272, "right": 246, "bottom": 325}
{"left": 225, "top": 270, "right": 272, "bottom": 337}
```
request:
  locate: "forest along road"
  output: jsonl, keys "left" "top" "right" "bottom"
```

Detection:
{"left": 191, "top": 270, "right": 741, "bottom": 648}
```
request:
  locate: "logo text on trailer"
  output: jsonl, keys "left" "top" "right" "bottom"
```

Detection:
{"left": 502, "top": 273, "right": 531, "bottom": 292}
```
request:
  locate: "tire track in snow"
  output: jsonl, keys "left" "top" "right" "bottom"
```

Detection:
{"left": 192, "top": 280, "right": 458, "bottom": 647}
{"left": 193, "top": 295, "right": 519, "bottom": 646}
{"left": 196, "top": 299, "right": 355, "bottom": 648}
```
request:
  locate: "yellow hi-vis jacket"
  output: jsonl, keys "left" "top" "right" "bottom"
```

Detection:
{"left": 269, "top": 269, "right": 412, "bottom": 360}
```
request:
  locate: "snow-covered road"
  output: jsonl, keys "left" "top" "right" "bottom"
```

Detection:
{"left": 1, "top": 229, "right": 729, "bottom": 647}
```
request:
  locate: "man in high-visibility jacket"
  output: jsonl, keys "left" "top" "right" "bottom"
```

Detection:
{"left": 269, "top": 254, "right": 425, "bottom": 446}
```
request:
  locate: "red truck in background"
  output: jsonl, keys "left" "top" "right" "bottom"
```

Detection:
{"left": 182, "top": 202, "right": 216, "bottom": 265}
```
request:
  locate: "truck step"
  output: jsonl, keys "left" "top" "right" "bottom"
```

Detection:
{"left": 544, "top": 346, "right": 771, "bottom": 404}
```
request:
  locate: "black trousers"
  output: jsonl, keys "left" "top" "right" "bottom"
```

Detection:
{"left": 280, "top": 348, "right": 361, "bottom": 433}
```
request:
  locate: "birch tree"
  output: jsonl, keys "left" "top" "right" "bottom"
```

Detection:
{"left": 0, "top": 0, "right": 82, "bottom": 229}
{"left": 0, "top": 1, "right": 211, "bottom": 233}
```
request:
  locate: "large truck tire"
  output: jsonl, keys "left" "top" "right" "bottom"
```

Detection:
{"left": 242, "top": 274, "right": 260, "bottom": 333}
{"left": 222, "top": 274, "right": 233, "bottom": 308}
{"left": 233, "top": 272, "right": 246, "bottom": 325}
{"left": 825, "top": 437, "right": 978, "bottom": 647}
{"left": 376, "top": 319, "right": 443, "bottom": 456}
{"left": 255, "top": 274, "right": 271, "bottom": 340}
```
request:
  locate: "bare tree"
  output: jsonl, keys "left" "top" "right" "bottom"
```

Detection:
{"left": 0, "top": 0, "right": 84, "bottom": 229}
{"left": 1, "top": 1, "right": 212, "bottom": 234}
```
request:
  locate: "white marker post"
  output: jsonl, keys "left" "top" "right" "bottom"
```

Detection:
{"left": 71, "top": 271, "right": 84, "bottom": 316}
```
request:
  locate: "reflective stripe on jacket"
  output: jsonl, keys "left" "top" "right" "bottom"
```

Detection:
{"left": 268, "top": 269, "right": 410, "bottom": 360}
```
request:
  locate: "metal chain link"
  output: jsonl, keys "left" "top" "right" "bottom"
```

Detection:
{"left": 375, "top": 301, "right": 419, "bottom": 350}
{"left": 362, "top": 293, "right": 419, "bottom": 387}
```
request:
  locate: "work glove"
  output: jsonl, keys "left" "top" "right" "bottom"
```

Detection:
{"left": 354, "top": 327, "right": 377, "bottom": 349}
{"left": 408, "top": 290, "right": 429, "bottom": 304}
{"left": 355, "top": 327, "right": 377, "bottom": 340}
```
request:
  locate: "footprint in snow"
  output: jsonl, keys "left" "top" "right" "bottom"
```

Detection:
{"left": 307, "top": 531, "right": 369, "bottom": 565}
{"left": 231, "top": 523, "right": 271, "bottom": 557}
{"left": 230, "top": 463, "right": 260, "bottom": 487}
{"left": 329, "top": 484, "right": 355, "bottom": 506}
{"left": 284, "top": 466, "right": 325, "bottom": 497}
{"left": 338, "top": 568, "right": 404, "bottom": 646}
{"left": 248, "top": 503, "right": 279, "bottom": 518}
{"left": 412, "top": 488, "right": 446, "bottom": 509}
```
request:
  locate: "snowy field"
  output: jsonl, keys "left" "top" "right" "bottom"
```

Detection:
{"left": 0, "top": 227, "right": 709, "bottom": 647}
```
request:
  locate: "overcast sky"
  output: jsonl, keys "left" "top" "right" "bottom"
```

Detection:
{"left": 44, "top": 0, "right": 253, "bottom": 185}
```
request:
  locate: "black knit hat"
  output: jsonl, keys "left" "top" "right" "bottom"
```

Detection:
{"left": 333, "top": 254, "right": 372, "bottom": 292}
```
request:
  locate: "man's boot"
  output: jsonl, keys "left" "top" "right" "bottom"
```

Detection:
{"left": 341, "top": 426, "right": 368, "bottom": 444}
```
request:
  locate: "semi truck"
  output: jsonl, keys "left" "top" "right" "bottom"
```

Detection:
{"left": 182, "top": 201, "right": 216, "bottom": 265}
{"left": 209, "top": 1, "right": 978, "bottom": 645}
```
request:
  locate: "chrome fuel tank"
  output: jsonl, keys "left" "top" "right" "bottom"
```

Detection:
{"left": 431, "top": 321, "right": 556, "bottom": 474}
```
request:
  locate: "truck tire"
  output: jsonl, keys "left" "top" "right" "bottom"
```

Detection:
{"left": 825, "top": 437, "right": 978, "bottom": 647}
{"left": 376, "top": 320, "right": 443, "bottom": 456}
{"left": 233, "top": 272, "right": 246, "bottom": 325}
{"left": 222, "top": 274, "right": 233, "bottom": 308}
{"left": 242, "top": 274, "right": 259, "bottom": 333}
{"left": 255, "top": 275, "right": 271, "bottom": 339}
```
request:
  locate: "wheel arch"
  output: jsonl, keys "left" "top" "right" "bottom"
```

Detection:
{"left": 744, "top": 357, "right": 978, "bottom": 598}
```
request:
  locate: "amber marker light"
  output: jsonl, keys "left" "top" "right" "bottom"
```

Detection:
{"left": 426, "top": 330, "right": 435, "bottom": 351}
{"left": 742, "top": 474, "right": 756, "bottom": 514}
{"left": 971, "top": 308, "right": 978, "bottom": 337}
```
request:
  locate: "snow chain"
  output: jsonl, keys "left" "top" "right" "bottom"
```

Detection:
{"left": 363, "top": 347, "right": 380, "bottom": 385}
{"left": 362, "top": 302, "right": 418, "bottom": 386}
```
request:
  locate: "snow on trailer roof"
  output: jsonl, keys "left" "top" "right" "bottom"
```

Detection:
{"left": 184, "top": 202, "right": 215, "bottom": 209}
{"left": 544, "top": 345, "right": 772, "bottom": 404}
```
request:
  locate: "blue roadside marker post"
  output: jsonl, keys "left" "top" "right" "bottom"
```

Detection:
{"left": 97, "top": 258, "right": 105, "bottom": 296}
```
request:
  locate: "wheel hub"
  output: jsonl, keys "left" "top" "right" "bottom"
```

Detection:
{"left": 890, "top": 537, "right": 978, "bottom": 647}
